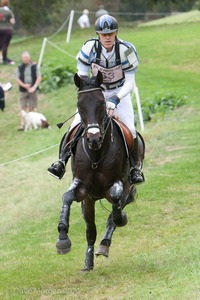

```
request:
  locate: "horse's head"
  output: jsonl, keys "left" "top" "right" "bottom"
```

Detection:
{"left": 74, "top": 71, "right": 107, "bottom": 150}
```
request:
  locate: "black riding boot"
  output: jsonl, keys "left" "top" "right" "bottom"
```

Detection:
{"left": 47, "top": 132, "right": 71, "bottom": 179}
{"left": 48, "top": 124, "right": 83, "bottom": 179}
{"left": 47, "top": 155, "right": 70, "bottom": 180}
{"left": 129, "top": 135, "right": 145, "bottom": 185}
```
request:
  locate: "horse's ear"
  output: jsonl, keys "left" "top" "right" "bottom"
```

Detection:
{"left": 96, "top": 71, "right": 103, "bottom": 85}
{"left": 74, "top": 73, "right": 81, "bottom": 88}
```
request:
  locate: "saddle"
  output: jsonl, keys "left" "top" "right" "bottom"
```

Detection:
{"left": 112, "top": 119, "right": 145, "bottom": 160}
{"left": 59, "top": 123, "right": 83, "bottom": 156}
{"left": 113, "top": 119, "right": 134, "bottom": 154}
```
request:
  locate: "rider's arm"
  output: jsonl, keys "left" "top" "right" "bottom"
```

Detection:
{"left": 77, "top": 60, "right": 90, "bottom": 76}
{"left": 76, "top": 39, "right": 96, "bottom": 76}
{"left": 116, "top": 69, "right": 136, "bottom": 100}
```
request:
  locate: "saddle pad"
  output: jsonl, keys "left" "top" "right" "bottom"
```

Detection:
{"left": 113, "top": 119, "right": 134, "bottom": 153}
{"left": 68, "top": 123, "right": 81, "bottom": 141}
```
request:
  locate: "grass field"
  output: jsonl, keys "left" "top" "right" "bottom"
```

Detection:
{"left": 139, "top": 9, "right": 200, "bottom": 26}
{"left": 0, "top": 11, "right": 200, "bottom": 300}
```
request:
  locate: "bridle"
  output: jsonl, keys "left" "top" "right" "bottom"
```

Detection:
{"left": 78, "top": 87, "right": 111, "bottom": 140}
{"left": 78, "top": 87, "right": 114, "bottom": 168}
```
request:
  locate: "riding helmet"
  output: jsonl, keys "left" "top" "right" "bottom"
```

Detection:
{"left": 95, "top": 15, "right": 118, "bottom": 34}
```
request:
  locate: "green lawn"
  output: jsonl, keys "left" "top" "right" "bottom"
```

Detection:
{"left": 0, "top": 14, "right": 199, "bottom": 300}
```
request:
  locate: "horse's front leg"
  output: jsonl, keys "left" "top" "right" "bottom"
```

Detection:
{"left": 96, "top": 213, "right": 116, "bottom": 257}
{"left": 111, "top": 181, "right": 128, "bottom": 227}
{"left": 56, "top": 179, "right": 79, "bottom": 254}
{"left": 81, "top": 198, "right": 96, "bottom": 271}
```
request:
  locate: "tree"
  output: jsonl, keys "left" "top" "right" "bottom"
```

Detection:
{"left": 12, "top": 0, "right": 65, "bottom": 34}
{"left": 119, "top": 0, "right": 196, "bottom": 22}
{"left": 148, "top": 0, "right": 196, "bottom": 11}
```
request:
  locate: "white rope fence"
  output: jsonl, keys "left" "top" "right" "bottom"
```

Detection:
{"left": 46, "top": 39, "right": 76, "bottom": 59}
{"left": 0, "top": 143, "right": 59, "bottom": 167}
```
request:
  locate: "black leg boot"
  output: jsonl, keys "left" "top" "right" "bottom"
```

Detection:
{"left": 129, "top": 135, "right": 145, "bottom": 185}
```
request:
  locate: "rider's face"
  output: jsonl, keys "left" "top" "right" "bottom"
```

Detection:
{"left": 98, "top": 32, "right": 117, "bottom": 52}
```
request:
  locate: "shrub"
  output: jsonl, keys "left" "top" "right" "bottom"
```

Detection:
{"left": 137, "top": 93, "right": 188, "bottom": 122}
{"left": 40, "top": 63, "right": 75, "bottom": 93}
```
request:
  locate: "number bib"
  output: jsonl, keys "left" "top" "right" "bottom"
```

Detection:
{"left": 92, "top": 63, "right": 124, "bottom": 85}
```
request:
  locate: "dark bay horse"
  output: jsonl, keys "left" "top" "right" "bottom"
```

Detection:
{"left": 56, "top": 71, "right": 144, "bottom": 270}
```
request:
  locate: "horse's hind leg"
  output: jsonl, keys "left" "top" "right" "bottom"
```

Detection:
{"left": 96, "top": 213, "right": 116, "bottom": 258}
{"left": 56, "top": 188, "right": 75, "bottom": 255}
{"left": 81, "top": 199, "right": 96, "bottom": 271}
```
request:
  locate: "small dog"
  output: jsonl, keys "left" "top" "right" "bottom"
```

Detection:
{"left": 21, "top": 110, "right": 50, "bottom": 131}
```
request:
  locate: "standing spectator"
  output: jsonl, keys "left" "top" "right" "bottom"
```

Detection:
{"left": 16, "top": 51, "right": 42, "bottom": 131}
{"left": 0, "top": 84, "right": 4, "bottom": 110}
{"left": 77, "top": 9, "right": 90, "bottom": 29}
{"left": 0, "top": 81, "right": 12, "bottom": 111}
{"left": 95, "top": 5, "right": 108, "bottom": 19}
{"left": 0, "top": 0, "right": 15, "bottom": 65}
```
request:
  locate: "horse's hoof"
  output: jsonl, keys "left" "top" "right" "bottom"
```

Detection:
{"left": 113, "top": 211, "right": 128, "bottom": 227}
{"left": 95, "top": 245, "right": 109, "bottom": 257}
{"left": 56, "top": 238, "right": 71, "bottom": 254}
{"left": 81, "top": 266, "right": 93, "bottom": 272}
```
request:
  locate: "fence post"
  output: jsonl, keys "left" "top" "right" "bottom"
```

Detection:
{"left": 38, "top": 37, "right": 47, "bottom": 68}
{"left": 66, "top": 10, "right": 75, "bottom": 43}
{"left": 133, "top": 80, "right": 144, "bottom": 131}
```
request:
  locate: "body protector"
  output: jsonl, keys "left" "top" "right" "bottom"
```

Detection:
{"left": 76, "top": 38, "right": 139, "bottom": 90}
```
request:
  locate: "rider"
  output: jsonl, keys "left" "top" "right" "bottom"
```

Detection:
{"left": 48, "top": 14, "right": 145, "bottom": 185}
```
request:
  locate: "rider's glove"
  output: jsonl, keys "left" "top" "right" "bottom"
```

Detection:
{"left": 106, "top": 95, "right": 120, "bottom": 110}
